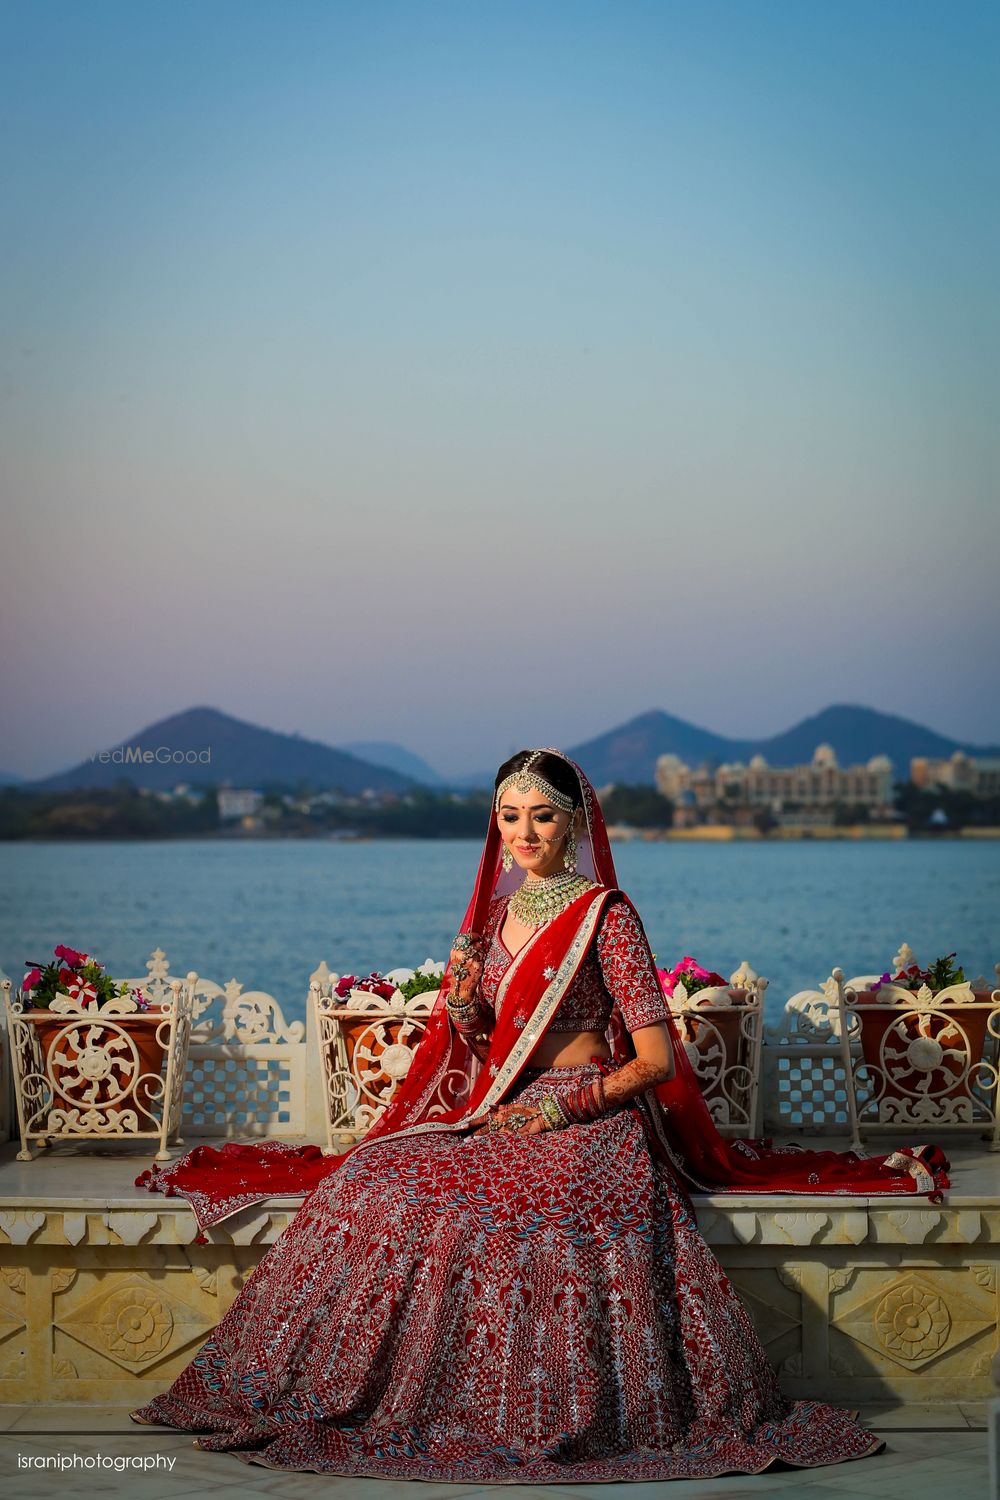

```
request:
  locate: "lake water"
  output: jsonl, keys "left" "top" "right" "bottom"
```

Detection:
{"left": 1, "top": 839, "right": 997, "bottom": 1027}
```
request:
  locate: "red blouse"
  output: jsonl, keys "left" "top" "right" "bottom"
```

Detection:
{"left": 478, "top": 891, "right": 669, "bottom": 1034}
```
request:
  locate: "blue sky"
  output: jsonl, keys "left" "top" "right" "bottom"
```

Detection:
{"left": 2, "top": 0, "right": 998, "bottom": 778}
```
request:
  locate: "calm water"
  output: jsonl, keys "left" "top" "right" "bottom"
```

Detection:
{"left": 1, "top": 839, "right": 997, "bottom": 1026}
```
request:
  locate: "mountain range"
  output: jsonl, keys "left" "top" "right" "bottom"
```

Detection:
{"left": 21, "top": 707, "right": 414, "bottom": 795}
{"left": 9, "top": 703, "right": 999, "bottom": 796}
{"left": 564, "top": 705, "right": 1000, "bottom": 787}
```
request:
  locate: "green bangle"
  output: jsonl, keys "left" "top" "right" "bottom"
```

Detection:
{"left": 538, "top": 1094, "right": 567, "bottom": 1131}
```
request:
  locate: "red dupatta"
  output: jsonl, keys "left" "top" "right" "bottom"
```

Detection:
{"left": 602, "top": 893, "right": 949, "bottom": 1199}
{"left": 137, "top": 749, "right": 948, "bottom": 1233}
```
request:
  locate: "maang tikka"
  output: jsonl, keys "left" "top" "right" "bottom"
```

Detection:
{"left": 494, "top": 751, "right": 575, "bottom": 816}
{"left": 496, "top": 751, "right": 580, "bottom": 876}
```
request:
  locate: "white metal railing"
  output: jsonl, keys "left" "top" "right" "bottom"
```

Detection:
{"left": 2, "top": 973, "right": 194, "bottom": 1161}
{"left": 833, "top": 950, "right": 1000, "bottom": 1151}
{"left": 122, "top": 948, "right": 312, "bottom": 1140}
{"left": 3, "top": 943, "right": 996, "bottom": 1157}
{"left": 311, "top": 961, "right": 444, "bottom": 1152}
{"left": 665, "top": 962, "right": 767, "bottom": 1136}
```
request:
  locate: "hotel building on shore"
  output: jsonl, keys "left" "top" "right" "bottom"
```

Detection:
{"left": 655, "top": 743, "right": 896, "bottom": 827}
{"left": 910, "top": 751, "right": 1000, "bottom": 797}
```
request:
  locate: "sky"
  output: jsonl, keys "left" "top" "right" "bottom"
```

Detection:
{"left": 2, "top": 0, "right": 998, "bottom": 780}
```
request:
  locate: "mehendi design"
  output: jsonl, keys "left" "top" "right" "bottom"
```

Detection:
{"left": 598, "top": 1057, "right": 672, "bottom": 1111}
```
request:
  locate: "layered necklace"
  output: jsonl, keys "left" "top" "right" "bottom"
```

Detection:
{"left": 508, "top": 869, "right": 594, "bottom": 927}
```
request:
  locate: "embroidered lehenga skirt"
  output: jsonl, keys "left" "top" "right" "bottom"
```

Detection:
{"left": 134, "top": 1063, "right": 881, "bottom": 1482}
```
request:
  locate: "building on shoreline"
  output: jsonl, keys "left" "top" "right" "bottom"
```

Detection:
{"left": 655, "top": 744, "right": 896, "bottom": 828}
{"left": 911, "top": 751, "right": 1000, "bottom": 797}
{"left": 217, "top": 787, "right": 264, "bottom": 823}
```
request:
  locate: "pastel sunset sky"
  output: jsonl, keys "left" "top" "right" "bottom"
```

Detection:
{"left": 3, "top": 0, "right": 998, "bottom": 778}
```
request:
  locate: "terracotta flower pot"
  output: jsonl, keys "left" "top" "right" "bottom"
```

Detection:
{"left": 24, "top": 1009, "right": 168, "bottom": 1115}
{"left": 855, "top": 991, "right": 994, "bottom": 1113}
{"left": 334, "top": 1012, "right": 421, "bottom": 1111}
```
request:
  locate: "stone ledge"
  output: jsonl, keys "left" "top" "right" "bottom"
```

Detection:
{"left": 0, "top": 1202, "right": 995, "bottom": 1249}
{"left": 0, "top": 1138, "right": 996, "bottom": 1405}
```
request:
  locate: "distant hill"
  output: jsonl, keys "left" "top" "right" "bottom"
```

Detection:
{"left": 23, "top": 707, "right": 415, "bottom": 795}
{"left": 566, "top": 705, "right": 1000, "bottom": 786}
{"left": 567, "top": 710, "right": 755, "bottom": 786}
{"left": 340, "top": 741, "right": 444, "bottom": 786}
{"left": 0, "top": 770, "right": 25, "bottom": 787}
{"left": 753, "top": 704, "right": 995, "bottom": 768}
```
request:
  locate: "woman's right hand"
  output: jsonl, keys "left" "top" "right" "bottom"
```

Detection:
{"left": 468, "top": 1100, "right": 547, "bottom": 1137}
{"left": 449, "top": 932, "right": 484, "bottom": 1002}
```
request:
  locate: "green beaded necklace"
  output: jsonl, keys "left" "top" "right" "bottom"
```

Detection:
{"left": 508, "top": 871, "right": 594, "bottom": 927}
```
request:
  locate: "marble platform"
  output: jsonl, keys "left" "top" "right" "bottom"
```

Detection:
{"left": 0, "top": 1403, "right": 990, "bottom": 1500}
{"left": 0, "top": 1136, "right": 997, "bottom": 1409}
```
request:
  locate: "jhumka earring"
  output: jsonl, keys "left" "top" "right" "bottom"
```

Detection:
{"left": 563, "top": 822, "right": 578, "bottom": 873}
{"left": 501, "top": 843, "right": 514, "bottom": 873}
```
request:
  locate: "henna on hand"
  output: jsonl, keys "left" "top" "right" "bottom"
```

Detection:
{"left": 448, "top": 940, "right": 484, "bottom": 1005}
{"left": 600, "top": 1056, "right": 672, "bottom": 1110}
{"left": 469, "top": 1101, "right": 547, "bottom": 1138}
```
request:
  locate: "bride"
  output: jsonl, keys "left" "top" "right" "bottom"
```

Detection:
{"left": 130, "top": 748, "right": 948, "bottom": 1481}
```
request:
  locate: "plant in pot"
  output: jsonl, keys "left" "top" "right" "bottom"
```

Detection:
{"left": 18, "top": 944, "right": 168, "bottom": 1117}
{"left": 657, "top": 956, "right": 754, "bottom": 1124}
{"left": 850, "top": 946, "right": 1000, "bottom": 1126}
{"left": 328, "top": 968, "right": 443, "bottom": 1127}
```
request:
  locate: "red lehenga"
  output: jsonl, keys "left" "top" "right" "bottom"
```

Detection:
{"left": 133, "top": 751, "right": 948, "bottom": 1482}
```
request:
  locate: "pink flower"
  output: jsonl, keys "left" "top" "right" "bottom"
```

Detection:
{"left": 662, "top": 956, "right": 728, "bottom": 995}
{"left": 54, "top": 945, "right": 87, "bottom": 967}
{"left": 22, "top": 967, "right": 41, "bottom": 992}
{"left": 335, "top": 971, "right": 397, "bottom": 1001}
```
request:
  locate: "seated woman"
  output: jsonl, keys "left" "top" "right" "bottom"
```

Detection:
{"left": 131, "top": 748, "right": 948, "bottom": 1483}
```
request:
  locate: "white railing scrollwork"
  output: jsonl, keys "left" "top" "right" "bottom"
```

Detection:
{"left": 834, "top": 954, "right": 1000, "bottom": 1152}
{"left": 2, "top": 971, "right": 194, "bottom": 1161}
{"left": 666, "top": 962, "right": 767, "bottom": 1135}
{"left": 311, "top": 961, "right": 446, "bottom": 1152}
{"left": 123, "top": 949, "right": 309, "bottom": 1140}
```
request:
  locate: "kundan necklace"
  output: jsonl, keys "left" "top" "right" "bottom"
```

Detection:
{"left": 508, "top": 870, "right": 594, "bottom": 927}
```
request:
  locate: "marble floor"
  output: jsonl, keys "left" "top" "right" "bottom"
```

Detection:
{"left": 0, "top": 1404, "right": 990, "bottom": 1500}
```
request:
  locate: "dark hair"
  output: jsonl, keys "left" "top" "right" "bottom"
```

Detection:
{"left": 493, "top": 750, "right": 583, "bottom": 809}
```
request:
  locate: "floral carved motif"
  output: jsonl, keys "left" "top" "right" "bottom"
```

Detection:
{"left": 874, "top": 1284, "right": 951, "bottom": 1361}
{"left": 97, "top": 1287, "right": 174, "bottom": 1364}
{"left": 832, "top": 1269, "right": 993, "bottom": 1372}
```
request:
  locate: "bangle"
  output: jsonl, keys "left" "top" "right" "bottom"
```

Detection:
{"left": 447, "top": 992, "right": 479, "bottom": 1012}
{"left": 560, "top": 1079, "right": 604, "bottom": 1123}
{"left": 446, "top": 992, "right": 483, "bottom": 1035}
{"left": 538, "top": 1094, "right": 569, "bottom": 1131}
